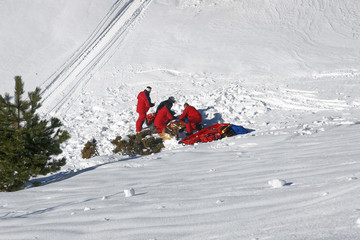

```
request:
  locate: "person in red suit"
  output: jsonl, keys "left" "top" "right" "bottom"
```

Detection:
{"left": 178, "top": 103, "right": 202, "bottom": 135}
{"left": 136, "top": 86, "right": 154, "bottom": 132}
{"left": 154, "top": 102, "right": 175, "bottom": 134}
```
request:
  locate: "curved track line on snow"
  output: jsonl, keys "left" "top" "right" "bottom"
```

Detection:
{"left": 39, "top": 0, "right": 152, "bottom": 115}
{"left": 39, "top": 0, "right": 126, "bottom": 95}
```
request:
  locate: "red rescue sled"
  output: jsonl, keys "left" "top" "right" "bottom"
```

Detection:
{"left": 180, "top": 123, "right": 236, "bottom": 145}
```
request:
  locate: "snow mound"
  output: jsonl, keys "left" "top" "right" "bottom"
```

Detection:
{"left": 356, "top": 218, "right": 360, "bottom": 226}
{"left": 124, "top": 188, "right": 135, "bottom": 197}
{"left": 268, "top": 179, "right": 287, "bottom": 188}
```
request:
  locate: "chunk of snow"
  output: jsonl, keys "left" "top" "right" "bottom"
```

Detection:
{"left": 268, "top": 179, "right": 287, "bottom": 188}
{"left": 124, "top": 188, "right": 135, "bottom": 197}
{"left": 216, "top": 199, "right": 224, "bottom": 204}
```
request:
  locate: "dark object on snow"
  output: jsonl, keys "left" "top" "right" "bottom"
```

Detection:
{"left": 111, "top": 130, "right": 164, "bottom": 156}
{"left": 81, "top": 139, "right": 100, "bottom": 159}
{"left": 196, "top": 123, "right": 204, "bottom": 130}
{"left": 180, "top": 123, "right": 250, "bottom": 145}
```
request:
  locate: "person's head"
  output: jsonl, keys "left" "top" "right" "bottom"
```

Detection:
{"left": 145, "top": 86, "right": 152, "bottom": 93}
{"left": 184, "top": 103, "right": 189, "bottom": 108}
{"left": 168, "top": 96, "right": 175, "bottom": 103}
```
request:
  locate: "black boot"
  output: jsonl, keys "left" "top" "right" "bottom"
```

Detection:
{"left": 196, "top": 124, "right": 204, "bottom": 130}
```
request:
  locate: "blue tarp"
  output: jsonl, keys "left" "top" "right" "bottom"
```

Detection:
{"left": 230, "top": 124, "right": 250, "bottom": 135}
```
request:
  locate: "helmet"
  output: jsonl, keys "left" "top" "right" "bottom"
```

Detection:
{"left": 145, "top": 86, "right": 152, "bottom": 92}
{"left": 168, "top": 96, "right": 175, "bottom": 103}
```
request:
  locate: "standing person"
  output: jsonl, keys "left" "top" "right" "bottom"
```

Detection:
{"left": 178, "top": 103, "right": 202, "bottom": 135}
{"left": 154, "top": 102, "right": 175, "bottom": 134}
{"left": 136, "top": 86, "right": 155, "bottom": 132}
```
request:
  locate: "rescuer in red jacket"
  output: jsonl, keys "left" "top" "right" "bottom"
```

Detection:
{"left": 154, "top": 102, "right": 174, "bottom": 134}
{"left": 178, "top": 103, "right": 202, "bottom": 135}
{"left": 136, "top": 86, "right": 155, "bottom": 132}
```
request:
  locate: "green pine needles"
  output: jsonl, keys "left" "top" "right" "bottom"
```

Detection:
{"left": 0, "top": 76, "right": 70, "bottom": 192}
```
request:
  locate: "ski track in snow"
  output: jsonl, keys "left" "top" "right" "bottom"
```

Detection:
{"left": 39, "top": 0, "right": 152, "bottom": 115}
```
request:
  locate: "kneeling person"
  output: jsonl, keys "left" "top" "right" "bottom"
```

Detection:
{"left": 178, "top": 103, "right": 202, "bottom": 135}
{"left": 154, "top": 102, "right": 175, "bottom": 133}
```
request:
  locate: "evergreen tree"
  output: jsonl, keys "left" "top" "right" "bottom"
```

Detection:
{"left": 0, "top": 76, "right": 70, "bottom": 192}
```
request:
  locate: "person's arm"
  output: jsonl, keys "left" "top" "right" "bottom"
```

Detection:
{"left": 166, "top": 107, "right": 175, "bottom": 120}
{"left": 145, "top": 91, "right": 154, "bottom": 107}
{"left": 178, "top": 107, "right": 188, "bottom": 120}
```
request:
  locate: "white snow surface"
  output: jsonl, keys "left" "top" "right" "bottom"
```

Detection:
{"left": 1, "top": 0, "right": 360, "bottom": 239}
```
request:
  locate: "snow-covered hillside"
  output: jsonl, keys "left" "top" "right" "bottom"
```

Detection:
{"left": 1, "top": 0, "right": 360, "bottom": 239}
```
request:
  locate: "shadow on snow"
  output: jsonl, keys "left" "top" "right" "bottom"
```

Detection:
{"left": 30, "top": 155, "right": 140, "bottom": 188}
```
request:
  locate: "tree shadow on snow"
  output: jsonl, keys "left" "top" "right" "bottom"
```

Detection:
{"left": 32, "top": 155, "right": 140, "bottom": 188}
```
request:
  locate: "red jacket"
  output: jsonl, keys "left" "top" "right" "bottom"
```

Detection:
{"left": 137, "top": 91, "right": 152, "bottom": 114}
{"left": 179, "top": 105, "right": 202, "bottom": 122}
{"left": 154, "top": 106, "right": 174, "bottom": 129}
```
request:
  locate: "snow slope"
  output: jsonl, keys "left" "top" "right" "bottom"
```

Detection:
{"left": 1, "top": 0, "right": 360, "bottom": 239}
{"left": 0, "top": 0, "right": 115, "bottom": 93}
